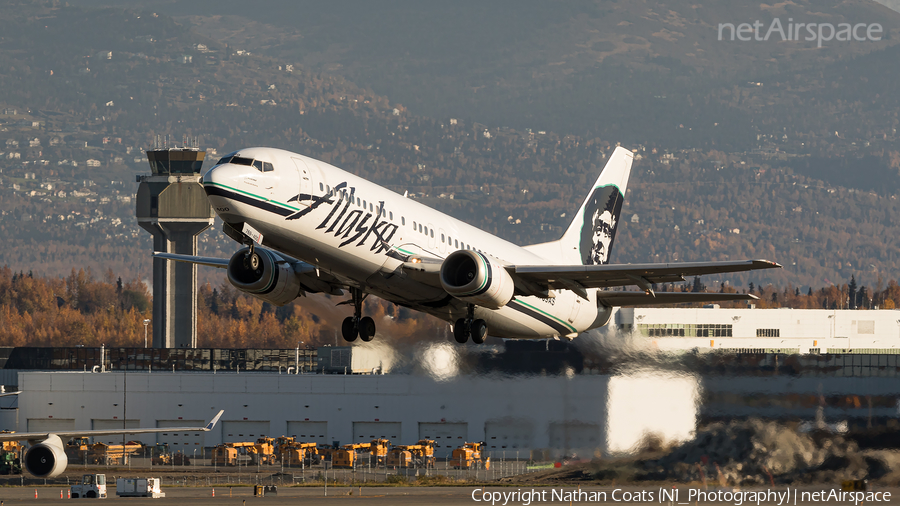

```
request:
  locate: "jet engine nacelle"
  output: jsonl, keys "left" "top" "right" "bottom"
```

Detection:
{"left": 440, "top": 250, "right": 514, "bottom": 310}
{"left": 24, "top": 435, "right": 67, "bottom": 478}
{"left": 227, "top": 247, "right": 302, "bottom": 306}
{"left": 595, "top": 304, "right": 614, "bottom": 328}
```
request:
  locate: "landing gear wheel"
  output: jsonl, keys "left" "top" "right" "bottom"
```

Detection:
{"left": 471, "top": 319, "right": 488, "bottom": 344}
{"left": 341, "top": 317, "right": 358, "bottom": 342}
{"left": 453, "top": 319, "right": 468, "bottom": 343}
{"left": 249, "top": 252, "right": 261, "bottom": 270}
{"left": 359, "top": 316, "right": 376, "bottom": 342}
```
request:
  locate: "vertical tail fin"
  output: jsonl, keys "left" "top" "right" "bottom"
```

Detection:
{"left": 558, "top": 146, "right": 633, "bottom": 265}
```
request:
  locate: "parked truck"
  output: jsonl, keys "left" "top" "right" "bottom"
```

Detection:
{"left": 116, "top": 478, "right": 165, "bottom": 498}
{"left": 70, "top": 473, "right": 107, "bottom": 498}
{"left": 452, "top": 442, "right": 490, "bottom": 469}
{"left": 387, "top": 440, "right": 435, "bottom": 469}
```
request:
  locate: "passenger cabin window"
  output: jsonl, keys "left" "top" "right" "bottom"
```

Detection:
{"left": 401, "top": 217, "right": 405, "bottom": 225}
{"left": 441, "top": 234, "right": 445, "bottom": 242}
{"left": 363, "top": 200, "right": 367, "bottom": 209}
{"left": 412, "top": 221, "right": 417, "bottom": 230}
{"left": 455, "top": 239, "right": 459, "bottom": 248}
{"left": 430, "top": 230, "right": 434, "bottom": 238}
{"left": 390, "top": 211, "right": 394, "bottom": 220}
{"left": 319, "top": 183, "right": 324, "bottom": 191}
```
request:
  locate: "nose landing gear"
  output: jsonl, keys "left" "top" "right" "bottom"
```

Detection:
{"left": 453, "top": 304, "right": 487, "bottom": 344}
{"left": 341, "top": 287, "right": 376, "bottom": 342}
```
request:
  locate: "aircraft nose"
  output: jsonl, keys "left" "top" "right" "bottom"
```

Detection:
{"left": 202, "top": 162, "right": 240, "bottom": 192}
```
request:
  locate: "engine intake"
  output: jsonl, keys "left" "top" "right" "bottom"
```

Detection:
{"left": 227, "top": 247, "right": 302, "bottom": 306}
{"left": 24, "top": 435, "right": 67, "bottom": 478}
{"left": 440, "top": 250, "right": 514, "bottom": 309}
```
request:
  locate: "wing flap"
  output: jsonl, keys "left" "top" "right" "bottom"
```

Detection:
{"left": 596, "top": 291, "right": 759, "bottom": 307}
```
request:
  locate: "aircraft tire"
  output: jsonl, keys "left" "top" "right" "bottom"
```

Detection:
{"left": 453, "top": 319, "right": 468, "bottom": 343}
{"left": 471, "top": 319, "right": 488, "bottom": 344}
{"left": 359, "top": 317, "right": 376, "bottom": 341}
{"left": 341, "top": 317, "right": 358, "bottom": 342}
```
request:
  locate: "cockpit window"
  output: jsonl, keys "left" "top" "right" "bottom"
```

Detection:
{"left": 225, "top": 156, "right": 274, "bottom": 172}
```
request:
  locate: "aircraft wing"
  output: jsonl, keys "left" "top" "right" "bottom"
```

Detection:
{"left": 153, "top": 251, "right": 344, "bottom": 295}
{"left": 153, "top": 252, "right": 229, "bottom": 269}
{"left": 596, "top": 291, "right": 759, "bottom": 307}
{"left": 510, "top": 259, "right": 781, "bottom": 295}
{"left": 0, "top": 410, "right": 223, "bottom": 442}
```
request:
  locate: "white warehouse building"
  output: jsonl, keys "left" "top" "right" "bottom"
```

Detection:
{"left": 613, "top": 307, "right": 900, "bottom": 353}
{"left": 10, "top": 368, "right": 699, "bottom": 459}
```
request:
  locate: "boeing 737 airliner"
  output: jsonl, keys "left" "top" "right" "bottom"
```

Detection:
{"left": 158, "top": 146, "right": 780, "bottom": 344}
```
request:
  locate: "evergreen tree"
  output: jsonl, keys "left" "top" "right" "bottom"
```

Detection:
{"left": 848, "top": 276, "right": 858, "bottom": 309}
{"left": 210, "top": 288, "right": 219, "bottom": 315}
{"left": 691, "top": 276, "right": 705, "bottom": 293}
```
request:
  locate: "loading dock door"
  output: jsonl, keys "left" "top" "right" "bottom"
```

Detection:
{"left": 352, "top": 422, "right": 401, "bottom": 447}
{"left": 221, "top": 421, "right": 271, "bottom": 443}
{"left": 27, "top": 419, "right": 74, "bottom": 433}
{"left": 484, "top": 420, "right": 534, "bottom": 457}
{"left": 548, "top": 422, "right": 600, "bottom": 459}
{"left": 286, "top": 421, "right": 328, "bottom": 444}
{"left": 418, "top": 422, "right": 467, "bottom": 458}
{"left": 156, "top": 419, "right": 206, "bottom": 450}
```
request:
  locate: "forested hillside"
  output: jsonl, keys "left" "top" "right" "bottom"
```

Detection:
{"left": 2, "top": 268, "right": 897, "bottom": 348}
{"left": 0, "top": 1, "right": 899, "bottom": 294}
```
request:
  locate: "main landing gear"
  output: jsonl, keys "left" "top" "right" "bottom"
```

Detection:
{"left": 453, "top": 304, "right": 488, "bottom": 344}
{"left": 341, "top": 287, "right": 376, "bottom": 343}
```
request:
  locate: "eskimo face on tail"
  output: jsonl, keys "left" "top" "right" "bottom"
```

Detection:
{"left": 579, "top": 185, "right": 624, "bottom": 265}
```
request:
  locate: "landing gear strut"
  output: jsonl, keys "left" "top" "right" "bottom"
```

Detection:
{"left": 341, "top": 287, "right": 376, "bottom": 342}
{"left": 242, "top": 237, "right": 262, "bottom": 272}
{"left": 454, "top": 304, "right": 487, "bottom": 344}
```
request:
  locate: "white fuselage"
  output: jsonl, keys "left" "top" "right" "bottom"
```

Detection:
{"left": 203, "top": 147, "right": 605, "bottom": 339}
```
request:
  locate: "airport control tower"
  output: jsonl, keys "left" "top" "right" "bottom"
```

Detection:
{"left": 136, "top": 142, "right": 215, "bottom": 348}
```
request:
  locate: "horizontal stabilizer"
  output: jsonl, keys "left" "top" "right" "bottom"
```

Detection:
{"left": 596, "top": 292, "right": 759, "bottom": 307}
